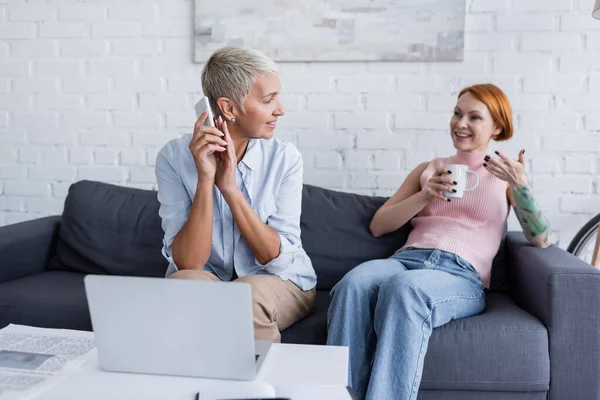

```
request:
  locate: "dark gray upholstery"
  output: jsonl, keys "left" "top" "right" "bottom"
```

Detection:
{"left": 0, "top": 179, "right": 598, "bottom": 399}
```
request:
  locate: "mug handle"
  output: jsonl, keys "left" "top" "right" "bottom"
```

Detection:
{"left": 464, "top": 170, "right": 479, "bottom": 192}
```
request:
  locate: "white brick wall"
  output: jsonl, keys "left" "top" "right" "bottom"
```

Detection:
{"left": 1, "top": 0, "right": 600, "bottom": 249}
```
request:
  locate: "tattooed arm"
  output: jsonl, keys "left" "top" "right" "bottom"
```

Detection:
{"left": 484, "top": 149, "right": 552, "bottom": 248}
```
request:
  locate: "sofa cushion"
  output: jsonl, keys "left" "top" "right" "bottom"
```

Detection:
{"left": 0, "top": 271, "right": 92, "bottom": 331}
{"left": 48, "top": 180, "right": 168, "bottom": 277}
{"left": 282, "top": 292, "right": 549, "bottom": 393}
{"left": 300, "top": 184, "right": 412, "bottom": 290}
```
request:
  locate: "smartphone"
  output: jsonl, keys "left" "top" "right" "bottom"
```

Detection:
{"left": 194, "top": 96, "right": 216, "bottom": 127}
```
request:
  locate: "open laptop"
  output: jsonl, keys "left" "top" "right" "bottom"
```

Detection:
{"left": 84, "top": 275, "right": 272, "bottom": 380}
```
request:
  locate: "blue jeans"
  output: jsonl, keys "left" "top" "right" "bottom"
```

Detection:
{"left": 326, "top": 247, "right": 485, "bottom": 400}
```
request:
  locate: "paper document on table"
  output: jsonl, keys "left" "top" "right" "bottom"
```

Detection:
{"left": 0, "top": 324, "right": 95, "bottom": 400}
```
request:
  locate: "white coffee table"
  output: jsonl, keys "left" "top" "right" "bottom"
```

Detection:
{"left": 35, "top": 341, "right": 349, "bottom": 400}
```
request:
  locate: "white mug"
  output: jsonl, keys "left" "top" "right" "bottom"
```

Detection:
{"left": 441, "top": 164, "right": 479, "bottom": 198}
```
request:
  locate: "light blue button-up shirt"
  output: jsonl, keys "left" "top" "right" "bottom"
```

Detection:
{"left": 155, "top": 134, "right": 317, "bottom": 291}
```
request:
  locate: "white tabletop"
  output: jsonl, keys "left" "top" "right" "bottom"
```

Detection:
{"left": 35, "top": 343, "right": 349, "bottom": 400}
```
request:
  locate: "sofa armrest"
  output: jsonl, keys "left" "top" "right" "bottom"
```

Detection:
{"left": 505, "top": 231, "right": 600, "bottom": 400}
{"left": 0, "top": 216, "right": 61, "bottom": 284}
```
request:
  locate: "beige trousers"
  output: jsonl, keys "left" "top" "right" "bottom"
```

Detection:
{"left": 169, "top": 270, "right": 316, "bottom": 343}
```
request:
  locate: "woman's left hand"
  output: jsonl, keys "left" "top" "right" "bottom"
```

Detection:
{"left": 483, "top": 149, "right": 528, "bottom": 188}
{"left": 214, "top": 116, "right": 238, "bottom": 196}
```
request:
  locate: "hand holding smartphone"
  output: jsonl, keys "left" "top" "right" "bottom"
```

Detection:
{"left": 194, "top": 96, "right": 216, "bottom": 127}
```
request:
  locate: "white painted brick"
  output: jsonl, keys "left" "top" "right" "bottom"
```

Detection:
{"left": 161, "top": 39, "right": 193, "bottom": 61}
{"left": 131, "top": 132, "right": 174, "bottom": 146}
{"left": 0, "top": 23, "right": 35, "bottom": 39}
{"left": 63, "top": 78, "right": 110, "bottom": 94}
{"left": 336, "top": 77, "right": 392, "bottom": 94}
{"left": 29, "top": 166, "right": 75, "bottom": 181}
{"left": 396, "top": 75, "right": 459, "bottom": 94}
{"left": 109, "top": 4, "right": 157, "bottom": 21}
{"left": 561, "top": 14, "right": 600, "bottom": 30}
{"left": 373, "top": 151, "right": 402, "bottom": 170}
{"left": 167, "top": 78, "right": 202, "bottom": 93}
{"left": 68, "top": 147, "right": 94, "bottom": 165}
{"left": 511, "top": 95, "right": 550, "bottom": 112}
{"left": 297, "top": 132, "right": 353, "bottom": 149}
{"left": 543, "top": 213, "right": 586, "bottom": 231}
{"left": 304, "top": 172, "right": 347, "bottom": 188}
{"left": 0, "top": 79, "right": 8, "bottom": 94}
{"left": 3, "top": 182, "right": 49, "bottom": 196}
{"left": 142, "top": 21, "right": 190, "bottom": 37}
{"left": 343, "top": 150, "right": 372, "bottom": 170}
{"left": 52, "top": 182, "right": 72, "bottom": 197}
{"left": 87, "top": 95, "right": 133, "bottom": 110}
{"left": 307, "top": 95, "right": 361, "bottom": 111}
{"left": 140, "top": 94, "right": 187, "bottom": 110}
{"left": 112, "top": 39, "right": 159, "bottom": 56}
{"left": 120, "top": 149, "right": 145, "bottom": 166}
{"left": 523, "top": 74, "right": 585, "bottom": 94}
{"left": 114, "top": 112, "right": 162, "bottom": 128}
{"left": 5, "top": 213, "right": 35, "bottom": 225}
{"left": 558, "top": 96, "right": 600, "bottom": 112}
{"left": 533, "top": 175, "right": 593, "bottom": 193}
{"left": 166, "top": 111, "right": 195, "bottom": 129}
{"left": 58, "top": 4, "right": 105, "bottom": 21}
{"left": 11, "top": 40, "right": 57, "bottom": 57}
{"left": 560, "top": 55, "right": 600, "bottom": 73}
{"left": 0, "top": 131, "right": 27, "bottom": 145}
{"left": 468, "top": 33, "right": 514, "bottom": 52}
{"left": 465, "top": 14, "right": 494, "bottom": 32}
{"left": 9, "top": 4, "right": 55, "bottom": 21}
{"left": 159, "top": 1, "right": 190, "bottom": 18}
{"left": 565, "top": 155, "right": 596, "bottom": 173}
{"left": 37, "top": 95, "right": 82, "bottom": 110}
{"left": 336, "top": 113, "right": 390, "bottom": 130}
{"left": 125, "top": 182, "right": 155, "bottom": 191}
{"left": 429, "top": 53, "right": 489, "bottom": 73}
{"left": 0, "top": 148, "right": 17, "bottom": 163}
{"left": 282, "top": 77, "right": 332, "bottom": 93}
{"left": 469, "top": 0, "right": 508, "bottom": 12}
{"left": 130, "top": 166, "right": 156, "bottom": 183}
{"left": 146, "top": 147, "right": 161, "bottom": 166}
{"left": 278, "top": 94, "right": 303, "bottom": 112}
{"left": 4, "top": 197, "right": 27, "bottom": 213}
{"left": 314, "top": 152, "right": 342, "bottom": 169}
{"left": 521, "top": 32, "right": 581, "bottom": 51}
{"left": 62, "top": 112, "right": 109, "bottom": 128}
{"left": 543, "top": 136, "right": 600, "bottom": 151}
{"left": 536, "top": 194, "right": 559, "bottom": 212}
{"left": 426, "top": 95, "right": 457, "bottom": 112}
{"left": 585, "top": 114, "right": 600, "bottom": 130}
{"left": 350, "top": 173, "right": 378, "bottom": 189}
{"left": 377, "top": 173, "right": 406, "bottom": 189}
{"left": 92, "top": 22, "right": 141, "bottom": 38}
{"left": 367, "top": 94, "right": 423, "bottom": 112}
{"left": 13, "top": 113, "right": 58, "bottom": 130}
{"left": 35, "top": 60, "right": 82, "bottom": 77}
{"left": 395, "top": 112, "right": 449, "bottom": 130}
{"left": 18, "top": 147, "right": 40, "bottom": 164}
{"left": 520, "top": 114, "right": 579, "bottom": 131}
{"left": 26, "top": 198, "right": 64, "bottom": 214}
{"left": 13, "top": 78, "right": 57, "bottom": 94}
{"left": 0, "top": 113, "right": 6, "bottom": 128}
{"left": 114, "top": 77, "right": 162, "bottom": 93}
{"left": 94, "top": 148, "right": 119, "bottom": 165}
{"left": 496, "top": 14, "right": 555, "bottom": 31}
{"left": 356, "top": 133, "right": 414, "bottom": 149}
{"left": 493, "top": 54, "right": 553, "bottom": 74}
{"left": 89, "top": 59, "right": 135, "bottom": 76}
{"left": 586, "top": 33, "right": 600, "bottom": 50}
{"left": 309, "top": 63, "right": 363, "bottom": 75}
{"left": 30, "top": 129, "right": 76, "bottom": 145}
{"left": 0, "top": 213, "right": 4, "bottom": 226}
{"left": 0, "top": 95, "right": 30, "bottom": 111}
{"left": 560, "top": 195, "right": 600, "bottom": 213}
{"left": 78, "top": 166, "right": 126, "bottom": 182}
{"left": 141, "top": 60, "right": 189, "bottom": 75}
{"left": 0, "top": 60, "right": 30, "bottom": 76}
{"left": 40, "top": 147, "right": 68, "bottom": 164}
{"left": 514, "top": 0, "right": 573, "bottom": 12}
{"left": 277, "top": 113, "right": 329, "bottom": 129}
{"left": 60, "top": 40, "right": 107, "bottom": 56}
{"left": 39, "top": 22, "right": 86, "bottom": 38}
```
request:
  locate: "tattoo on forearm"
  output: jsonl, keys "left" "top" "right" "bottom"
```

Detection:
{"left": 512, "top": 186, "right": 551, "bottom": 245}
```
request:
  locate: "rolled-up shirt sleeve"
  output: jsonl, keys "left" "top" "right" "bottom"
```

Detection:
{"left": 155, "top": 147, "right": 191, "bottom": 267}
{"left": 256, "top": 148, "right": 311, "bottom": 278}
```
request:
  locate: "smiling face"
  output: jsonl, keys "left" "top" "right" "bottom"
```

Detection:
{"left": 450, "top": 91, "right": 501, "bottom": 153}
{"left": 234, "top": 73, "right": 285, "bottom": 140}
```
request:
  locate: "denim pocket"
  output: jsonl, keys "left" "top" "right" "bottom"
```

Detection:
{"left": 454, "top": 254, "right": 475, "bottom": 272}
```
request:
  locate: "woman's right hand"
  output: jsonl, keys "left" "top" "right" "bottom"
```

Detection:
{"left": 422, "top": 167, "right": 457, "bottom": 202}
{"left": 189, "top": 111, "right": 228, "bottom": 181}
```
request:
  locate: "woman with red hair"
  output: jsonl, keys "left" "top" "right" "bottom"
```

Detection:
{"left": 327, "top": 84, "right": 551, "bottom": 400}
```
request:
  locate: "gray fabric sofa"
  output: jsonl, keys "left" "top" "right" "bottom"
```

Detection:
{"left": 1, "top": 180, "right": 598, "bottom": 399}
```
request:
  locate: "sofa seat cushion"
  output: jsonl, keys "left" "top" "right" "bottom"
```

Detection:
{"left": 0, "top": 271, "right": 92, "bottom": 331}
{"left": 283, "top": 292, "right": 549, "bottom": 393}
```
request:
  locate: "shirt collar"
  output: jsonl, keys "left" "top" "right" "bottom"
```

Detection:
{"left": 239, "top": 139, "right": 259, "bottom": 171}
